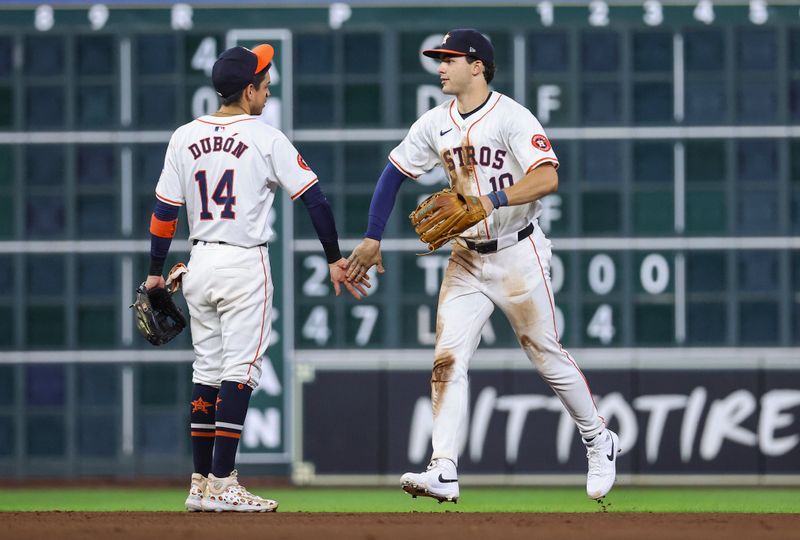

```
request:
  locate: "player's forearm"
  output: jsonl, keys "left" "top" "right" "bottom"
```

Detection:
{"left": 149, "top": 200, "right": 180, "bottom": 275}
{"left": 505, "top": 163, "right": 558, "bottom": 206}
{"left": 299, "top": 184, "right": 343, "bottom": 264}
{"left": 365, "top": 162, "right": 407, "bottom": 240}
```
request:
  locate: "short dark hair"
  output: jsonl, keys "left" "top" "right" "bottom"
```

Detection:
{"left": 220, "top": 67, "right": 268, "bottom": 106}
{"left": 467, "top": 56, "right": 495, "bottom": 84}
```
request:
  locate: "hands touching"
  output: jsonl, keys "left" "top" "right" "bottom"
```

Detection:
{"left": 329, "top": 258, "right": 371, "bottom": 300}
{"left": 346, "top": 238, "right": 385, "bottom": 284}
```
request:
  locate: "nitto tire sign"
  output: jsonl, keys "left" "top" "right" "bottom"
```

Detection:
{"left": 299, "top": 370, "right": 800, "bottom": 476}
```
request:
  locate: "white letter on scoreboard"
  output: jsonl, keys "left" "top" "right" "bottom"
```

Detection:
{"left": 417, "top": 85, "right": 447, "bottom": 117}
{"left": 242, "top": 408, "right": 281, "bottom": 449}
{"left": 539, "top": 194, "right": 562, "bottom": 234}
{"left": 420, "top": 34, "right": 445, "bottom": 75}
{"left": 417, "top": 305, "right": 436, "bottom": 345}
{"left": 536, "top": 85, "right": 561, "bottom": 125}
{"left": 416, "top": 256, "right": 446, "bottom": 296}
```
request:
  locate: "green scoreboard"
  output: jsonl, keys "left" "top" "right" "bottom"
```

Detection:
{"left": 0, "top": 1, "right": 799, "bottom": 478}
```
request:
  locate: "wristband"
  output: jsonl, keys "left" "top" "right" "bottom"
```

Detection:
{"left": 487, "top": 191, "right": 501, "bottom": 209}
{"left": 496, "top": 190, "right": 509, "bottom": 207}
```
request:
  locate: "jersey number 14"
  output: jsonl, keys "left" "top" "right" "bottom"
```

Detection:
{"left": 195, "top": 169, "right": 236, "bottom": 220}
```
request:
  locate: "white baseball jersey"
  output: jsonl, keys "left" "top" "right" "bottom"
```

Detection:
{"left": 389, "top": 92, "right": 558, "bottom": 242}
{"left": 155, "top": 114, "right": 318, "bottom": 246}
{"left": 394, "top": 93, "right": 605, "bottom": 471}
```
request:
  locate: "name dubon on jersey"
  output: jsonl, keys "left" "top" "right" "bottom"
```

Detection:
{"left": 155, "top": 114, "right": 318, "bottom": 247}
{"left": 389, "top": 92, "right": 558, "bottom": 242}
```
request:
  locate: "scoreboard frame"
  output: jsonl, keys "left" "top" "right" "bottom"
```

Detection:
{"left": 0, "top": 0, "right": 798, "bottom": 482}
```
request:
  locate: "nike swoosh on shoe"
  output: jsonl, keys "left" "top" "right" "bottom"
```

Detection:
{"left": 438, "top": 473, "right": 458, "bottom": 483}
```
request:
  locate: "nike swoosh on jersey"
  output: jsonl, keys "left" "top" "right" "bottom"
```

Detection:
{"left": 439, "top": 128, "right": 453, "bottom": 136}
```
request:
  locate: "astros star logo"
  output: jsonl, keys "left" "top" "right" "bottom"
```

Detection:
{"left": 191, "top": 397, "right": 213, "bottom": 414}
{"left": 442, "top": 33, "right": 450, "bottom": 44}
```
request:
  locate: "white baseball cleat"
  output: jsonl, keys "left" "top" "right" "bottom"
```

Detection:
{"left": 201, "top": 469, "right": 279, "bottom": 512}
{"left": 585, "top": 429, "right": 621, "bottom": 499}
{"left": 401, "top": 458, "right": 460, "bottom": 503}
{"left": 185, "top": 473, "right": 207, "bottom": 512}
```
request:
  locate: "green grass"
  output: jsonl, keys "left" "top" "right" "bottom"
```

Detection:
{"left": 0, "top": 487, "right": 798, "bottom": 513}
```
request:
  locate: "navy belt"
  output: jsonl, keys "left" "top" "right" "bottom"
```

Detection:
{"left": 464, "top": 222, "right": 535, "bottom": 254}
{"left": 192, "top": 240, "right": 267, "bottom": 247}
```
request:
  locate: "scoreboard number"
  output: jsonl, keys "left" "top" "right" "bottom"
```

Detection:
{"left": 302, "top": 306, "right": 330, "bottom": 346}
{"left": 587, "top": 304, "right": 615, "bottom": 344}
{"left": 88, "top": 4, "right": 109, "bottom": 31}
{"left": 640, "top": 254, "right": 670, "bottom": 295}
{"left": 693, "top": 0, "right": 715, "bottom": 24}
{"left": 588, "top": 0, "right": 610, "bottom": 27}
{"left": 192, "top": 36, "right": 218, "bottom": 76}
{"left": 34, "top": 4, "right": 54, "bottom": 32}
{"left": 749, "top": 0, "right": 768, "bottom": 24}
{"left": 643, "top": 0, "right": 663, "bottom": 26}
{"left": 351, "top": 305, "right": 379, "bottom": 346}
{"left": 550, "top": 254, "right": 564, "bottom": 294}
{"left": 302, "top": 255, "right": 330, "bottom": 297}
{"left": 588, "top": 254, "right": 616, "bottom": 295}
{"left": 537, "top": 1, "right": 554, "bottom": 27}
{"left": 192, "top": 87, "right": 219, "bottom": 118}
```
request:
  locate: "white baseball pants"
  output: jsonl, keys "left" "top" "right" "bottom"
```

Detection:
{"left": 181, "top": 243, "right": 273, "bottom": 390}
{"left": 430, "top": 223, "right": 605, "bottom": 465}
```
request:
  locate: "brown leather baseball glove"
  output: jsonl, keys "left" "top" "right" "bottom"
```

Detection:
{"left": 409, "top": 188, "right": 487, "bottom": 253}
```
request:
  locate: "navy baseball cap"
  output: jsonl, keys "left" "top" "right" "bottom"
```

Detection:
{"left": 423, "top": 29, "right": 494, "bottom": 65}
{"left": 211, "top": 44, "right": 274, "bottom": 98}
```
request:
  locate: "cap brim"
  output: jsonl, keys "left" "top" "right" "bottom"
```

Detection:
{"left": 422, "top": 48, "right": 467, "bottom": 59}
{"left": 252, "top": 44, "right": 275, "bottom": 73}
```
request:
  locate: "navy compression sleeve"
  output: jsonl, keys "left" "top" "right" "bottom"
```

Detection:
{"left": 299, "top": 183, "right": 342, "bottom": 264}
{"left": 365, "top": 162, "right": 407, "bottom": 241}
{"left": 148, "top": 200, "right": 180, "bottom": 276}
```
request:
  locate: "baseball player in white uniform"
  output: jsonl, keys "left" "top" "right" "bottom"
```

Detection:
{"left": 347, "top": 29, "right": 620, "bottom": 503}
{"left": 144, "top": 44, "right": 368, "bottom": 512}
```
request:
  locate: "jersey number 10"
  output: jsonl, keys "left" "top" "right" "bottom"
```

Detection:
{"left": 488, "top": 172, "right": 514, "bottom": 191}
{"left": 195, "top": 169, "right": 236, "bottom": 220}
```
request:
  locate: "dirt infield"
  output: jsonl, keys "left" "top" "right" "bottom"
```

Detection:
{"left": 2, "top": 512, "right": 799, "bottom": 540}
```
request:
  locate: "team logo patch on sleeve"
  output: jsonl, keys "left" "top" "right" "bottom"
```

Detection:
{"left": 297, "top": 153, "right": 311, "bottom": 171}
{"left": 532, "top": 134, "right": 552, "bottom": 152}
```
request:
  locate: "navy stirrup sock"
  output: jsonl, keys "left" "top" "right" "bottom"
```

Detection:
{"left": 189, "top": 383, "right": 219, "bottom": 477}
{"left": 211, "top": 381, "right": 253, "bottom": 478}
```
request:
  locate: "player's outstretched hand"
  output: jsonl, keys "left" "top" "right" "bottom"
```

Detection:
{"left": 346, "top": 238, "right": 385, "bottom": 283}
{"left": 330, "top": 258, "right": 371, "bottom": 300}
{"left": 144, "top": 275, "right": 166, "bottom": 290}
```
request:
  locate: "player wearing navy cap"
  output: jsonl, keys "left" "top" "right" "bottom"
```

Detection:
{"left": 143, "top": 43, "right": 369, "bottom": 512}
{"left": 347, "top": 28, "right": 620, "bottom": 503}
